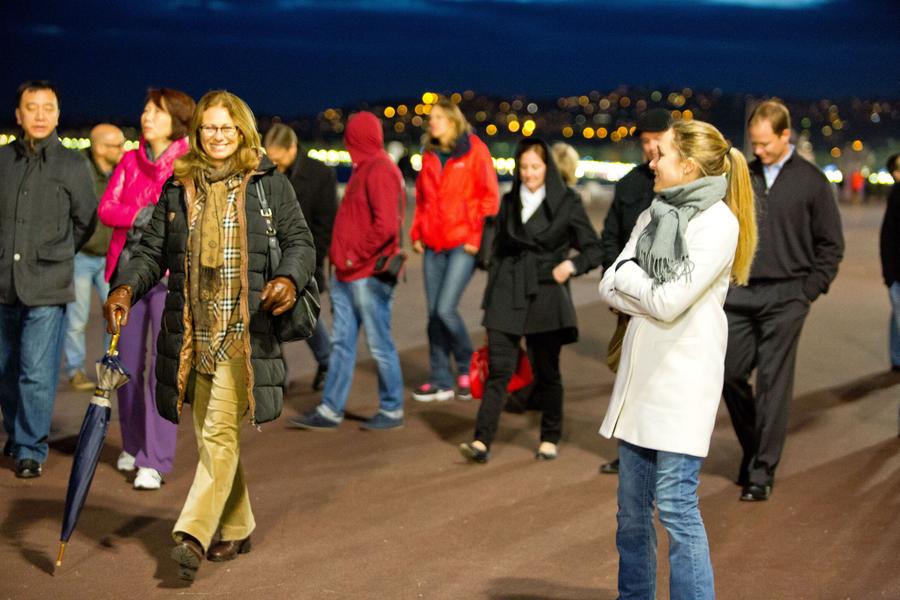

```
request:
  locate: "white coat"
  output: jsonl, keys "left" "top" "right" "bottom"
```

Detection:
{"left": 598, "top": 200, "right": 738, "bottom": 457}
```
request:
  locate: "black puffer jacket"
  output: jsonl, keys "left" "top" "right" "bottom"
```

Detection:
{"left": 112, "top": 157, "right": 315, "bottom": 425}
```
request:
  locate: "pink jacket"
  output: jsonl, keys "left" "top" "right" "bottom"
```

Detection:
{"left": 98, "top": 137, "right": 189, "bottom": 281}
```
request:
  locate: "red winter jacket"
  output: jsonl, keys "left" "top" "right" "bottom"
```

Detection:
{"left": 330, "top": 112, "right": 403, "bottom": 282}
{"left": 411, "top": 133, "right": 499, "bottom": 251}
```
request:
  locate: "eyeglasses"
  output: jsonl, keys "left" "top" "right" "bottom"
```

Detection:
{"left": 199, "top": 125, "right": 239, "bottom": 139}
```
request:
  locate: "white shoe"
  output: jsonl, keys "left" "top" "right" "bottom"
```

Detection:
{"left": 117, "top": 450, "right": 136, "bottom": 472}
{"left": 134, "top": 467, "right": 163, "bottom": 490}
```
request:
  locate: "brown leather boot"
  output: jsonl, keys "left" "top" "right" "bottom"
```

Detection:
{"left": 207, "top": 536, "right": 252, "bottom": 562}
{"left": 171, "top": 533, "right": 204, "bottom": 581}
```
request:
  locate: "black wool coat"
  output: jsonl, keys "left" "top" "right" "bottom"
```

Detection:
{"left": 881, "top": 182, "right": 900, "bottom": 286}
{"left": 286, "top": 154, "right": 337, "bottom": 290}
{"left": 482, "top": 143, "right": 602, "bottom": 344}
{"left": 112, "top": 157, "right": 316, "bottom": 425}
{"left": 598, "top": 162, "right": 655, "bottom": 271}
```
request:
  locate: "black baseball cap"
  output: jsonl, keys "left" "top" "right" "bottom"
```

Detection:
{"left": 635, "top": 108, "right": 672, "bottom": 134}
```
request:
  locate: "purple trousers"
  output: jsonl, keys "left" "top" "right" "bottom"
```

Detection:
{"left": 117, "top": 283, "right": 177, "bottom": 473}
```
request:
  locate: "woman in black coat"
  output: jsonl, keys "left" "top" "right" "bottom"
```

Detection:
{"left": 459, "top": 138, "right": 602, "bottom": 463}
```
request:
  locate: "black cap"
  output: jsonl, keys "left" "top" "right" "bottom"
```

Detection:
{"left": 635, "top": 108, "right": 672, "bottom": 134}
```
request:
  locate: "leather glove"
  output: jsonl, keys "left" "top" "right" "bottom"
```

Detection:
{"left": 103, "top": 285, "right": 133, "bottom": 334}
{"left": 260, "top": 276, "right": 297, "bottom": 316}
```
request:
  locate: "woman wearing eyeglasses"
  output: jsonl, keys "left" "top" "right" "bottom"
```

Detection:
{"left": 98, "top": 88, "right": 195, "bottom": 491}
{"left": 103, "top": 90, "right": 315, "bottom": 580}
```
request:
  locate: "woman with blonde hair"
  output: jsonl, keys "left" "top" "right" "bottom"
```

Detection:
{"left": 551, "top": 142, "right": 580, "bottom": 187}
{"left": 411, "top": 96, "right": 499, "bottom": 401}
{"left": 104, "top": 90, "right": 315, "bottom": 580}
{"left": 598, "top": 119, "right": 756, "bottom": 599}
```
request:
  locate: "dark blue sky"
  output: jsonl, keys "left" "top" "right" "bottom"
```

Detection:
{"left": 3, "top": 0, "right": 899, "bottom": 122}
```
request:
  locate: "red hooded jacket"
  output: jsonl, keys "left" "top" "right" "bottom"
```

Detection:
{"left": 330, "top": 112, "right": 403, "bottom": 282}
{"left": 411, "top": 132, "right": 499, "bottom": 251}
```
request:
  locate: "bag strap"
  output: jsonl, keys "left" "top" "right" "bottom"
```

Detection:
{"left": 256, "top": 179, "right": 279, "bottom": 254}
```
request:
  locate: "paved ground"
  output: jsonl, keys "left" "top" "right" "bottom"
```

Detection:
{"left": 1, "top": 200, "right": 898, "bottom": 600}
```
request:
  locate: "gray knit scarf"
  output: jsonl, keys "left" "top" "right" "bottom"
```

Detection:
{"left": 635, "top": 175, "right": 727, "bottom": 284}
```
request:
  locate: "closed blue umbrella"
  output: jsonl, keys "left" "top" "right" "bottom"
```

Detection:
{"left": 56, "top": 326, "right": 130, "bottom": 569}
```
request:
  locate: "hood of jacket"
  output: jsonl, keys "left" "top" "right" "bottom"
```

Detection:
{"left": 344, "top": 112, "right": 387, "bottom": 166}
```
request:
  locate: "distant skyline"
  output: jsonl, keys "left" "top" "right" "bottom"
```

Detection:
{"left": 3, "top": 0, "right": 899, "bottom": 122}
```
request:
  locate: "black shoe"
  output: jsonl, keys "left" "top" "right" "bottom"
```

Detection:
{"left": 740, "top": 483, "right": 772, "bottom": 502}
{"left": 459, "top": 442, "right": 489, "bottom": 464}
{"left": 599, "top": 458, "right": 619, "bottom": 475}
{"left": 312, "top": 364, "right": 328, "bottom": 391}
{"left": 2, "top": 439, "right": 12, "bottom": 457}
{"left": 15, "top": 459, "right": 42, "bottom": 479}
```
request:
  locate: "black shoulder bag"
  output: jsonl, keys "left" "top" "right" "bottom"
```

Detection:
{"left": 256, "top": 179, "right": 321, "bottom": 342}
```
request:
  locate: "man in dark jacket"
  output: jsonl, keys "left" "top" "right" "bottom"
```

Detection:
{"left": 64, "top": 124, "right": 124, "bottom": 392}
{"left": 264, "top": 124, "right": 337, "bottom": 390}
{"left": 0, "top": 80, "right": 97, "bottom": 478}
{"left": 881, "top": 153, "right": 900, "bottom": 372}
{"left": 723, "top": 100, "right": 844, "bottom": 501}
{"left": 596, "top": 107, "right": 671, "bottom": 475}
{"left": 290, "top": 112, "right": 404, "bottom": 431}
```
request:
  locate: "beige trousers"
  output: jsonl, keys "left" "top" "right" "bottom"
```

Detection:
{"left": 172, "top": 357, "right": 255, "bottom": 551}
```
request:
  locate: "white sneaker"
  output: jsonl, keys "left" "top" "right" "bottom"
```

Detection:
{"left": 117, "top": 450, "right": 136, "bottom": 472}
{"left": 133, "top": 467, "right": 163, "bottom": 490}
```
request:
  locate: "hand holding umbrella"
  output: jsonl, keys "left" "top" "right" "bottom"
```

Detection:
{"left": 55, "top": 288, "right": 133, "bottom": 570}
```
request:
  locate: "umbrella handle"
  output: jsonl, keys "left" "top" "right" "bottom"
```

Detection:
{"left": 108, "top": 313, "right": 122, "bottom": 356}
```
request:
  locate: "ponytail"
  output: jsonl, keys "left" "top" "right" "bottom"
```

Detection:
{"left": 723, "top": 147, "right": 757, "bottom": 285}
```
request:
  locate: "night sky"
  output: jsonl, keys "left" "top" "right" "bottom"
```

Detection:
{"left": 3, "top": 0, "right": 899, "bottom": 123}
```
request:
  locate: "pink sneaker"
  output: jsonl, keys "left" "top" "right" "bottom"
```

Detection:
{"left": 456, "top": 375, "right": 473, "bottom": 401}
{"left": 412, "top": 382, "right": 455, "bottom": 402}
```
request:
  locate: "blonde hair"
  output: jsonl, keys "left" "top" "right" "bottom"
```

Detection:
{"left": 551, "top": 142, "right": 579, "bottom": 186}
{"left": 422, "top": 96, "right": 471, "bottom": 152}
{"left": 174, "top": 90, "right": 262, "bottom": 182}
{"left": 671, "top": 120, "right": 757, "bottom": 285}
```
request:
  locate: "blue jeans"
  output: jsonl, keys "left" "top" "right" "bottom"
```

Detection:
{"left": 306, "top": 316, "right": 331, "bottom": 367}
{"left": 423, "top": 245, "right": 475, "bottom": 388}
{"left": 889, "top": 282, "right": 900, "bottom": 368}
{"left": 616, "top": 440, "right": 715, "bottom": 600}
{"left": 316, "top": 276, "right": 403, "bottom": 422}
{"left": 64, "top": 252, "right": 110, "bottom": 377}
{"left": 0, "top": 302, "right": 66, "bottom": 462}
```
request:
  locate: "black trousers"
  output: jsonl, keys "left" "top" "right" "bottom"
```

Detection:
{"left": 723, "top": 280, "right": 810, "bottom": 487}
{"left": 474, "top": 329, "right": 564, "bottom": 448}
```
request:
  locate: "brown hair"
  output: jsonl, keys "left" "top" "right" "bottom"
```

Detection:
{"left": 671, "top": 120, "right": 758, "bottom": 285}
{"left": 422, "top": 96, "right": 472, "bottom": 152}
{"left": 748, "top": 99, "right": 791, "bottom": 135}
{"left": 174, "top": 90, "right": 262, "bottom": 182}
{"left": 146, "top": 88, "right": 195, "bottom": 140}
{"left": 263, "top": 122, "right": 298, "bottom": 149}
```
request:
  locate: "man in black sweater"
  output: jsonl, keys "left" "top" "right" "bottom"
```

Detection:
{"left": 723, "top": 100, "right": 844, "bottom": 501}
{"left": 881, "top": 153, "right": 900, "bottom": 373}
{"left": 264, "top": 124, "right": 337, "bottom": 390}
{"left": 596, "top": 108, "right": 671, "bottom": 475}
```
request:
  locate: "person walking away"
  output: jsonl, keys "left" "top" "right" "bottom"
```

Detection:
{"left": 722, "top": 99, "right": 844, "bottom": 502}
{"left": 596, "top": 107, "right": 671, "bottom": 475}
{"left": 0, "top": 80, "right": 97, "bottom": 478}
{"left": 459, "top": 138, "right": 602, "bottom": 463}
{"left": 881, "top": 152, "right": 900, "bottom": 373}
{"left": 599, "top": 119, "right": 757, "bottom": 599}
{"left": 289, "top": 112, "right": 405, "bottom": 432}
{"left": 411, "top": 96, "right": 499, "bottom": 402}
{"left": 98, "top": 88, "right": 195, "bottom": 490}
{"left": 64, "top": 124, "right": 125, "bottom": 392}
{"left": 264, "top": 123, "right": 337, "bottom": 390}
{"left": 103, "top": 90, "right": 315, "bottom": 579}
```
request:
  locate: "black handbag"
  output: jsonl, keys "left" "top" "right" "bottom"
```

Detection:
{"left": 475, "top": 215, "right": 497, "bottom": 271}
{"left": 256, "top": 180, "right": 321, "bottom": 342}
